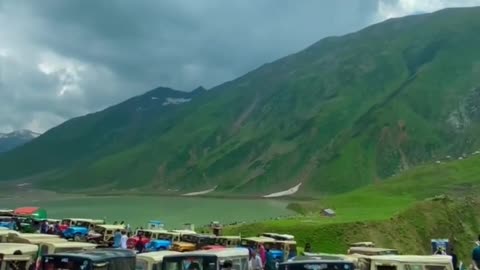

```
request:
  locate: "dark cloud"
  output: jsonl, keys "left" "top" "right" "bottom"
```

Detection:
{"left": 1, "top": 0, "right": 479, "bottom": 132}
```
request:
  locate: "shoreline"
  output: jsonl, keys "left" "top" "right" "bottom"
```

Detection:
{"left": 83, "top": 191, "right": 318, "bottom": 201}
{"left": 0, "top": 188, "right": 319, "bottom": 204}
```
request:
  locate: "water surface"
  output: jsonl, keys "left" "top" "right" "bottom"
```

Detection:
{"left": 0, "top": 195, "right": 294, "bottom": 228}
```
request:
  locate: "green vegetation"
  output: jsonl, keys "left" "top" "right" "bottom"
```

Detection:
{"left": 2, "top": 7, "right": 480, "bottom": 195}
{"left": 226, "top": 155, "right": 480, "bottom": 260}
{"left": 227, "top": 198, "right": 480, "bottom": 260}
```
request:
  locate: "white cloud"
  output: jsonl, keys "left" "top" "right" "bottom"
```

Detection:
{"left": 24, "top": 112, "right": 65, "bottom": 133}
{"left": 1, "top": 0, "right": 480, "bottom": 134}
{"left": 37, "top": 52, "right": 87, "bottom": 97}
{"left": 0, "top": 48, "right": 8, "bottom": 58}
{"left": 375, "top": 0, "right": 480, "bottom": 21}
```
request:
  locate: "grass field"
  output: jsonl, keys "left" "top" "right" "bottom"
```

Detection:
{"left": 225, "top": 155, "right": 480, "bottom": 262}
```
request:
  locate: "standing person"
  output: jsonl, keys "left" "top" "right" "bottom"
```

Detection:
{"left": 304, "top": 243, "right": 312, "bottom": 253}
{"left": 449, "top": 247, "right": 458, "bottom": 270}
{"left": 120, "top": 231, "right": 128, "bottom": 249}
{"left": 59, "top": 221, "right": 68, "bottom": 233}
{"left": 113, "top": 229, "right": 122, "bottom": 248}
{"left": 259, "top": 245, "right": 267, "bottom": 268}
{"left": 249, "top": 249, "right": 263, "bottom": 270}
{"left": 136, "top": 235, "right": 145, "bottom": 253}
{"left": 41, "top": 220, "right": 49, "bottom": 234}
{"left": 54, "top": 222, "right": 61, "bottom": 235}
{"left": 472, "top": 242, "right": 480, "bottom": 270}
{"left": 222, "top": 260, "right": 233, "bottom": 270}
{"left": 265, "top": 249, "right": 276, "bottom": 270}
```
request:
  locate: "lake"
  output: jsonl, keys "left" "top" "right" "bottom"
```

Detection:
{"left": 0, "top": 194, "right": 294, "bottom": 228}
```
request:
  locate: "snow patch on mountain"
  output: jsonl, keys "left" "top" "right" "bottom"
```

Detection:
{"left": 162, "top": 97, "right": 192, "bottom": 106}
{"left": 0, "top": 129, "right": 41, "bottom": 152}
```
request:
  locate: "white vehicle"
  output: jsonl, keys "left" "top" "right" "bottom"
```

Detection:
{"left": 162, "top": 248, "right": 250, "bottom": 270}
{"left": 356, "top": 255, "right": 453, "bottom": 270}
{"left": 136, "top": 251, "right": 180, "bottom": 270}
{"left": 0, "top": 243, "right": 38, "bottom": 270}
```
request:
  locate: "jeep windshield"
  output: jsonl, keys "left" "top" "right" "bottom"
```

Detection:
{"left": 181, "top": 235, "right": 214, "bottom": 245}
{"left": 94, "top": 227, "right": 106, "bottom": 234}
{"left": 279, "top": 262, "right": 355, "bottom": 270}
{"left": 180, "top": 235, "right": 199, "bottom": 243}
{"left": 0, "top": 258, "right": 29, "bottom": 270}
{"left": 41, "top": 255, "right": 93, "bottom": 270}
{"left": 74, "top": 221, "right": 91, "bottom": 228}
{"left": 163, "top": 255, "right": 217, "bottom": 270}
{"left": 157, "top": 233, "right": 174, "bottom": 241}
{"left": 137, "top": 230, "right": 153, "bottom": 238}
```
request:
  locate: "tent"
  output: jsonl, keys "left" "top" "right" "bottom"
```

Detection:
{"left": 13, "top": 207, "right": 47, "bottom": 220}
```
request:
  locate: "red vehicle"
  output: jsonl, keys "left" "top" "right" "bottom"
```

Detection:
{"left": 127, "top": 229, "right": 165, "bottom": 249}
{"left": 127, "top": 235, "right": 150, "bottom": 249}
{"left": 201, "top": 245, "right": 226, "bottom": 250}
{"left": 59, "top": 223, "right": 69, "bottom": 232}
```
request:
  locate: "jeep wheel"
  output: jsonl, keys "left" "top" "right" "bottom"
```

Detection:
{"left": 74, "top": 233, "right": 82, "bottom": 242}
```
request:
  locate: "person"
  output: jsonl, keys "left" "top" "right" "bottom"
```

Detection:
{"left": 120, "top": 221, "right": 125, "bottom": 225}
{"left": 472, "top": 242, "right": 480, "bottom": 270}
{"left": 222, "top": 260, "right": 233, "bottom": 270}
{"left": 113, "top": 229, "right": 122, "bottom": 248}
{"left": 288, "top": 244, "right": 297, "bottom": 259}
{"left": 59, "top": 221, "right": 68, "bottom": 233}
{"left": 259, "top": 244, "right": 267, "bottom": 268}
{"left": 113, "top": 221, "right": 118, "bottom": 225}
{"left": 40, "top": 220, "right": 49, "bottom": 234}
{"left": 189, "top": 262, "right": 201, "bottom": 270}
{"left": 53, "top": 222, "right": 61, "bottom": 235}
{"left": 449, "top": 247, "right": 458, "bottom": 270}
{"left": 48, "top": 223, "right": 55, "bottom": 234}
{"left": 249, "top": 249, "right": 263, "bottom": 270}
{"left": 136, "top": 235, "right": 145, "bottom": 253}
{"left": 120, "top": 230, "right": 128, "bottom": 249}
{"left": 265, "top": 249, "right": 276, "bottom": 270}
{"left": 304, "top": 243, "right": 312, "bottom": 253}
{"left": 434, "top": 247, "right": 446, "bottom": 255}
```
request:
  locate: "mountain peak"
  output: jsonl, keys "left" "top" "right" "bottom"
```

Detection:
{"left": 0, "top": 129, "right": 40, "bottom": 153}
{"left": 192, "top": 86, "right": 207, "bottom": 93}
{"left": 11, "top": 129, "right": 40, "bottom": 137}
{"left": 0, "top": 129, "right": 40, "bottom": 138}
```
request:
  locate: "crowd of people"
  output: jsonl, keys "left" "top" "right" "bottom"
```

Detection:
{"left": 246, "top": 244, "right": 278, "bottom": 270}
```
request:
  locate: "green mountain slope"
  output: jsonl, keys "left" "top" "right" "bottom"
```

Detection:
{"left": 2, "top": 7, "right": 480, "bottom": 194}
{"left": 0, "top": 86, "right": 206, "bottom": 185}
{"left": 226, "top": 154, "right": 480, "bottom": 260}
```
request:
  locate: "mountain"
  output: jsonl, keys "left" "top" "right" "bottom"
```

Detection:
{"left": 0, "top": 130, "right": 40, "bottom": 153}
{"left": 1, "top": 7, "right": 480, "bottom": 195}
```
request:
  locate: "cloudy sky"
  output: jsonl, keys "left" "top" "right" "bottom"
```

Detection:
{"left": 1, "top": 0, "right": 480, "bottom": 133}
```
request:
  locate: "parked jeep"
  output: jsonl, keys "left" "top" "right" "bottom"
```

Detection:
{"left": 62, "top": 218, "right": 105, "bottom": 241}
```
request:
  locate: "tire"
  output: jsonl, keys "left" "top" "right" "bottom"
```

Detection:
{"left": 74, "top": 233, "right": 82, "bottom": 242}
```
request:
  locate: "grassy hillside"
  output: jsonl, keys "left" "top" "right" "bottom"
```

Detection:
{"left": 2, "top": 7, "right": 480, "bottom": 195}
{"left": 226, "top": 156, "right": 480, "bottom": 261}
{"left": 226, "top": 198, "right": 480, "bottom": 261}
